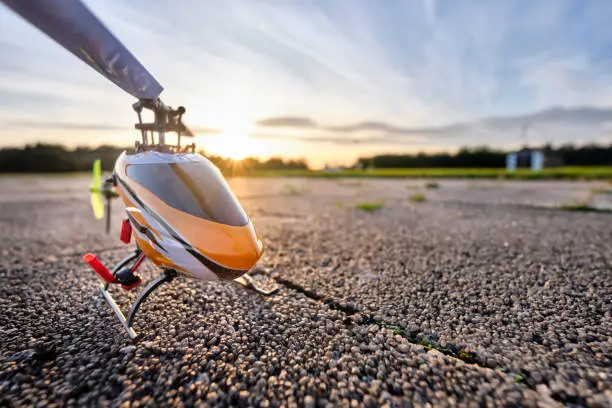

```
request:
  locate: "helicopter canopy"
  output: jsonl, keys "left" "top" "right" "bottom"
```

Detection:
{"left": 126, "top": 160, "right": 248, "bottom": 227}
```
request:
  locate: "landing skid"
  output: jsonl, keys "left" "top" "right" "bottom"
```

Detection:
{"left": 91, "top": 250, "right": 278, "bottom": 339}
{"left": 100, "top": 269, "right": 176, "bottom": 340}
{"left": 90, "top": 250, "right": 176, "bottom": 340}
{"left": 234, "top": 273, "right": 280, "bottom": 295}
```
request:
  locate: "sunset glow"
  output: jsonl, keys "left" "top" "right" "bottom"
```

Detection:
{"left": 199, "top": 121, "right": 263, "bottom": 160}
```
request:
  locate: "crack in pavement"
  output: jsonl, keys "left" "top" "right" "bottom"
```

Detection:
{"left": 275, "top": 278, "right": 481, "bottom": 365}
{"left": 272, "top": 276, "right": 570, "bottom": 400}
{"left": 4, "top": 249, "right": 487, "bottom": 370}
{"left": 4, "top": 246, "right": 591, "bottom": 404}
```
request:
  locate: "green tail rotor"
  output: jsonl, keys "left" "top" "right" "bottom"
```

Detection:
{"left": 88, "top": 159, "right": 117, "bottom": 233}
{"left": 90, "top": 159, "right": 104, "bottom": 220}
{"left": 91, "top": 159, "right": 101, "bottom": 189}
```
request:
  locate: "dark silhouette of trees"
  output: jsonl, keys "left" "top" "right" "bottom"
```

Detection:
{"left": 2, "top": 143, "right": 612, "bottom": 173}
{"left": 358, "top": 144, "right": 612, "bottom": 168}
{"left": 0, "top": 143, "right": 308, "bottom": 173}
{"left": 0, "top": 144, "right": 129, "bottom": 173}
{"left": 206, "top": 153, "right": 308, "bottom": 174}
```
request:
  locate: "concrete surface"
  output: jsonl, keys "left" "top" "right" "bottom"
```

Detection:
{"left": 0, "top": 175, "right": 610, "bottom": 407}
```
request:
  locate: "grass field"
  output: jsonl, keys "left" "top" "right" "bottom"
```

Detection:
{"left": 241, "top": 166, "right": 612, "bottom": 180}
{"left": 3, "top": 166, "right": 612, "bottom": 180}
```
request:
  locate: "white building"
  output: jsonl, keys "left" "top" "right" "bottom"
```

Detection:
{"left": 506, "top": 148, "right": 544, "bottom": 172}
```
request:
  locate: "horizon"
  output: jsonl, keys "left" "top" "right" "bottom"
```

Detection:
{"left": 3, "top": 1, "right": 612, "bottom": 168}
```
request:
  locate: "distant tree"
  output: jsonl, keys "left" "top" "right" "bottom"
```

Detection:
{"left": 357, "top": 144, "right": 612, "bottom": 168}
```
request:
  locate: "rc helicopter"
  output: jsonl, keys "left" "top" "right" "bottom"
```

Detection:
{"left": 2, "top": 0, "right": 279, "bottom": 339}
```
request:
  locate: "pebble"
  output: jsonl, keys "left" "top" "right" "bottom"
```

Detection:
{"left": 304, "top": 395, "right": 315, "bottom": 408}
{"left": 397, "top": 343, "right": 411, "bottom": 354}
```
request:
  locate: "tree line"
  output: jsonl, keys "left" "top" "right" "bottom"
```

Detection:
{"left": 357, "top": 144, "right": 612, "bottom": 168}
{"left": 2, "top": 142, "right": 612, "bottom": 173}
{"left": 0, "top": 143, "right": 308, "bottom": 173}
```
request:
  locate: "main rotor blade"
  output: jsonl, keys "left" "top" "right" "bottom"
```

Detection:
{"left": 1, "top": 0, "right": 163, "bottom": 99}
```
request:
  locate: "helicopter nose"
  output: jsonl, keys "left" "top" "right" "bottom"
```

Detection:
{"left": 196, "top": 222, "right": 264, "bottom": 273}
{"left": 228, "top": 233, "right": 264, "bottom": 270}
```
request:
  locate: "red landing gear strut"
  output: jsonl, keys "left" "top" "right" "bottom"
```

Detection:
{"left": 84, "top": 249, "right": 177, "bottom": 339}
{"left": 83, "top": 219, "right": 177, "bottom": 339}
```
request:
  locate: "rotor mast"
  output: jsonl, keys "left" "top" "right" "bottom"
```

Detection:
{"left": 132, "top": 99, "right": 195, "bottom": 153}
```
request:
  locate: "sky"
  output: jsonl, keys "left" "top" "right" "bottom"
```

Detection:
{"left": 2, "top": 0, "right": 612, "bottom": 168}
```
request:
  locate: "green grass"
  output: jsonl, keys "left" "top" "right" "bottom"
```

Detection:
{"left": 425, "top": 182, "right": 439, "bottom": 189}
{"left": 590, "top": 186, "right": 612, "bottom": 195}
{"left": 355, "top": 202, "right": 383, "bottom": 212}
{"left": 282, "top": 185, "right": 302, "bottom": 196}
{"left": 229, "top": 166, "right": 612, "bottom": 180}
{"left": 8, "top": 167, "right": 612, "bottom": 180}
{"left": 558, "top": 203, "right": 612, "bottom": 213}
{"left": 418, "top": 340, "right": 437, "bottom": 350}
{"left": 367, "top": 317, "right": 479, "bottom": 364}
{"left": 379, "top": 323, "right": 404, "bottom": 335}
{"left": 467, "top": 182, "right": 491, "bottom": 190}
{"left": 457, "top": 349, "right": 478, "bottom": 364}
{"left": 410, "top": 193, "right": 426, "bottom": 202}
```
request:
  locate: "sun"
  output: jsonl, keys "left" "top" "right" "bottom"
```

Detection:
{"left": 217, "top": 133, "right": 256, "bottom": 160}
{"left": 201, "top": 121, "right": 265, "bottom": 160}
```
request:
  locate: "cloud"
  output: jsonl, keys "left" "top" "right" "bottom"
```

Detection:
{"left": 250, "top": 131, "right": 389, "bottom": 145}
{"left": 6, "top": 121, "right": 128, "bottom": 131}
{"left": 255, "top": 117, "right": 317, "bottom": 128}
{"left": 254, "top": 116, "right": 454, "bottom": 136}
{"left": 253, "top": 106, "right": 612, "bottom": 146}
{"left": 188, "top": 126, "right": 223, "bottom": 135}
{"left": 327, "top": 121, "right": 419, "bottom": 135}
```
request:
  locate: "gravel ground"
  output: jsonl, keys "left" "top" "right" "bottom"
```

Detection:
{"left": 263, "top": 201, "right": 612, "bottom": 404}
{"left": 1, "top": 176, "right": 611, "bottom": 407}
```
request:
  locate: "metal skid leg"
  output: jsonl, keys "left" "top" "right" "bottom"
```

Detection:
{"left": 234, "top": 272, "right": 279, "bottom": 295}
{"left": 126, "top": 271, "right": 175, "bottom": 328}
{"left": 100, "top": 283, "right": 138, "bottom": 339}
{"left": 100, "top": 269, "right": 176, "bottom": 339}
